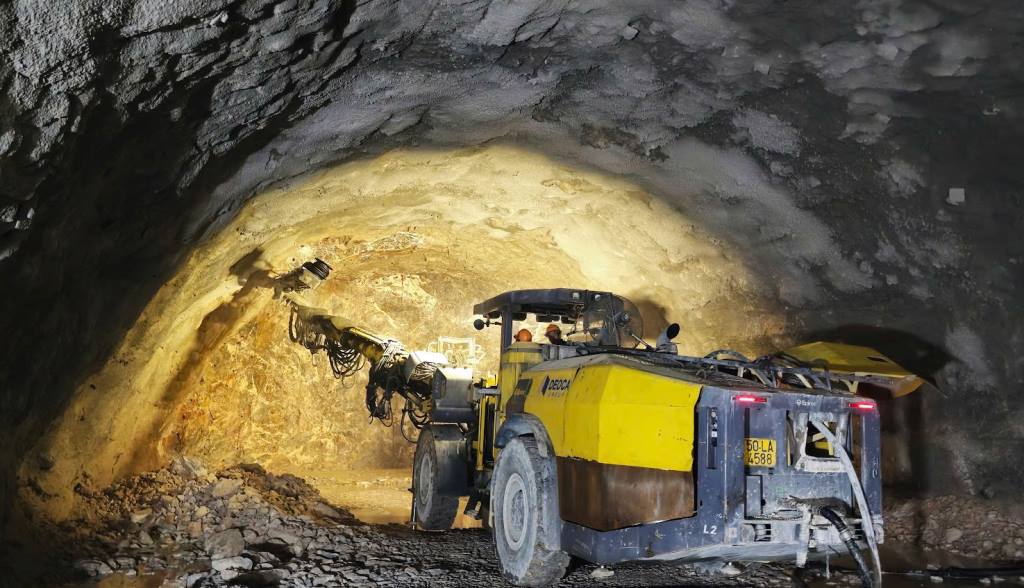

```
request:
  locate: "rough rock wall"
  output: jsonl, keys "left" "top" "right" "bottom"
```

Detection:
{"left": 23, "top": 145, "right": 779, "bottom": 520}
{"left": 1, "top": 0, "right": 1023, "bottom": 529}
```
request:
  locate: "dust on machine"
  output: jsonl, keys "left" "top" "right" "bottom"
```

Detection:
{"left": 278, "top": 259, "right": 923, "bottom": 587}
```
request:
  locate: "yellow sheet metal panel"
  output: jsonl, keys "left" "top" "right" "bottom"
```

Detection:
{"left": 784, "top": 341, "right": 906, "bottom": 375}
{"left": 502, "top": 342, "right": 544, "bottom": 364}
{"left": 524, "top": 358, "right": 701, "bottom": 472}
{"left": 887, "top": 377, "right": 926, "bottom": 397}
{"left": 596, "top": 366, "right": 701, "bottom": 471}
{"left": 520, "top": 366, "right": 579, "bottom": 453}
{"left": 558, "top": 365, "right": 609, "bottom": 462}
{"left": 783, "top": 341, "right": 924, "bottom": 397}
{"left": 499, "top": 342, "right": 543, "bottom": 412}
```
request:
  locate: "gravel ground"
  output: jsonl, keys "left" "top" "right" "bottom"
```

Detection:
{"left": 37, "top": 458, "right": 1021, "bottom": 588}
{"left": 885, "top": 495, "right": 1024, "bottom": 561}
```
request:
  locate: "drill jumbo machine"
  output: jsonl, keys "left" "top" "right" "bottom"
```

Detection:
{"left": 280, "top": 259, "right": 922, "bottom": 587}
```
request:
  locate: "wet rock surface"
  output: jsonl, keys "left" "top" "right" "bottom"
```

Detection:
{"left": 41, "top": 458, "right": 1023, "bottom": 587}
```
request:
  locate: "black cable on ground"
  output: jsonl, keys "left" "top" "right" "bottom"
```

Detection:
{"left": 804, "top": 561, "right": 1024, "bottom": 580}
{"left": 819, "top": 506, "right": 873, "bottom": 588}
{"left": 911, "top": 566, "right": 1024, "bottom": 578}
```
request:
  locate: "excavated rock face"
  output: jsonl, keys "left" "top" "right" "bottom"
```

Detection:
{"left": 1, "top": 0, "right": 1022, "bottom": 529}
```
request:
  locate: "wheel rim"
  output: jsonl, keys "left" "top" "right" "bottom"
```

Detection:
{"left": 416, "top": 451, "right": 433, "bottom": 511}
{"left": 502, "top": 472, "right": 528, "bottom": 550}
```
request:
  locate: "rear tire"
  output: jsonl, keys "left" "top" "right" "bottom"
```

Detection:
{"left": 491, "top": 436, "right": 569, "bottom": 586}
{"left": 413, "top": 427, "right": 459, "bottom": 530}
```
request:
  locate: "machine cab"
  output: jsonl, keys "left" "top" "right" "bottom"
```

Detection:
{"left": 469, "top": 289, "right": 647, "bottom": 467}
{"left": 472, "top": 288, "right": 644, "bottom": 400}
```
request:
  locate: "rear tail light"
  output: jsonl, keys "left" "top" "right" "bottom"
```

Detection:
{"left": 735, "top": 394, "right": 767, "bottom": 404}
{"left": 850, "top": 401, "right": 876, "bottom": 411}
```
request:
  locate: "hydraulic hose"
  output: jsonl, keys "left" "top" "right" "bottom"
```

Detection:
{"left": 811, "top": 418, "right": 883, "bottom": 587}
{"left": 819, "top": 506, "right": 873, "bottom": 588}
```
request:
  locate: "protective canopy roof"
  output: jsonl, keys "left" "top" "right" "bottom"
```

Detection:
{"left": 473, "top": 289, "right": 616, "bottom": 320}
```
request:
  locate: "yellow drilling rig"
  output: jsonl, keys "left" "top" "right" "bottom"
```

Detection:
{"left": 278, "top": 259, "right": 922, "bottom": 587}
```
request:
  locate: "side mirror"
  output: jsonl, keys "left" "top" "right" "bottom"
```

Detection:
{"left": 473, "top": 318, "right": 486, "bottom": 331}
{"left": 666, "top": 323, "right": 680, "bottom": 340}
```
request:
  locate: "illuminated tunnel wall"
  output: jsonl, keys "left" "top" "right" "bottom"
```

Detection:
{"left": 19, "top": 144, "right": 788, "bottom": 519}
{"left": 1, "top": 0, "right": 1022, "bottom": 530}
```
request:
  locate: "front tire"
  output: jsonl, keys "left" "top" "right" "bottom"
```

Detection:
{"left": 491, "top": 436, "right": 569, "bottom": 586}
{"left": 413, "top": 427, "right": 459, "bottom": 530}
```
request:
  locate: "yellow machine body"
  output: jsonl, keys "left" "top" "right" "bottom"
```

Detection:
{"left": 485, "top": 340, "right": 919, "bottom": 532}
{"left": 495, "top": 350, "right": 703, "bottom": 530}
{"left": 498, "top": 342, "right": 543, "bottom": 412}
{"left": 522, "top": 354, "right": 701, "bottom": 472}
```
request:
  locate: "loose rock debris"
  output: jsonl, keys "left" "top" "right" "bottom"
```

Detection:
{"left": 886, "top": 495, "right": 1024, "bottom": 561}
{"left": 43, "top": 458, "right": 1023, "bottom": 587}
{"left": 48, "top": 458, "right": 803, "bottom": 587}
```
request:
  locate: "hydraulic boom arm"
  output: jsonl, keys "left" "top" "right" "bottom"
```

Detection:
{"left": 278, "top": 260, "right": 444, "bottom": 432}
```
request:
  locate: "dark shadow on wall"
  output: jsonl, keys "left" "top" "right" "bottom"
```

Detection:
{"left": 127, "top": 246, "right": 305, "bottom": 474}
{"left": 631, "top": 297, "right": 671, "bottom": 341}
{"left": 801, "top": 324, "right": 952, "bottom": 386}
{"left": 0, "top": 1, "right": 360, "bottom": 562}
{"left": 801, "top": 324, "right": 957, "bottom": 498}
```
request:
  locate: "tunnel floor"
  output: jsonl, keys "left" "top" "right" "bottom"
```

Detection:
{"left": 35, "top": 459, "right": 1022, "bottom": 588}
{"left": 298, "top": 468, "right": 412, "bottom": 526}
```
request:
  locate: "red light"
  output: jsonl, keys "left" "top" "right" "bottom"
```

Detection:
{"left": 850, "top": 401, "right": 876, "bottom": 411}
{"left": 735, "top": 394, "right": 767, "bottom": 404}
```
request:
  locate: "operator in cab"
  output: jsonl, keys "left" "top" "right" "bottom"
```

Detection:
{"left": 544, "top": 323, "right": 567, "bottom": 345}
{"left": 514, "top": 328, "right": 533, "bottom": 342}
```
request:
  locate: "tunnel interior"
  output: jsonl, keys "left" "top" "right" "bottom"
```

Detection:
{"left": 1, "top": 1, "right": 1023, "bottom": 586}
{"left": 21, "top": 144, "right": 787, "bottom": 524}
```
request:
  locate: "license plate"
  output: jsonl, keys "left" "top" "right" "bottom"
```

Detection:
{"left": 745, "top": 437, "right": 777, "bottom": 467}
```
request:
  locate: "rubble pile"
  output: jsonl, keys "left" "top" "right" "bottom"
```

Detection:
{"left": 886, "top": 495, "right": 1024, "bottom": 561}
{"left": 49, "top": 456, "right": 1024, "bottom": 587}
{"left": 61, "top": 457, "right": 467, "bottom": 587}
{"left": 53, "top": 458, "right": 801, "bottom": 588}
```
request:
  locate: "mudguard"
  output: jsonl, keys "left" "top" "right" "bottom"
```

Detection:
{"left": 494, "top": 413, "right": 554, "bottom": 459}
{"left": 426, "top": 424, "right": 471, "bottom": 496}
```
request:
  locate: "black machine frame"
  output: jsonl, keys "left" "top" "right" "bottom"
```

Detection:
{"left": 473, "top": 288, "right": 615, "bottom": 349}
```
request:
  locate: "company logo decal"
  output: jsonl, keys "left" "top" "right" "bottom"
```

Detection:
{"left": 541, "top": 375, "right": 572, "bottom": 396}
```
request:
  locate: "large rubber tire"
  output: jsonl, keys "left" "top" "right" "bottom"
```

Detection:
{"left": 491, "top": 436, "right": 570, "bottom": 587}
{"left": 413, "top": 427, "right": 459, "bottom": 530}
